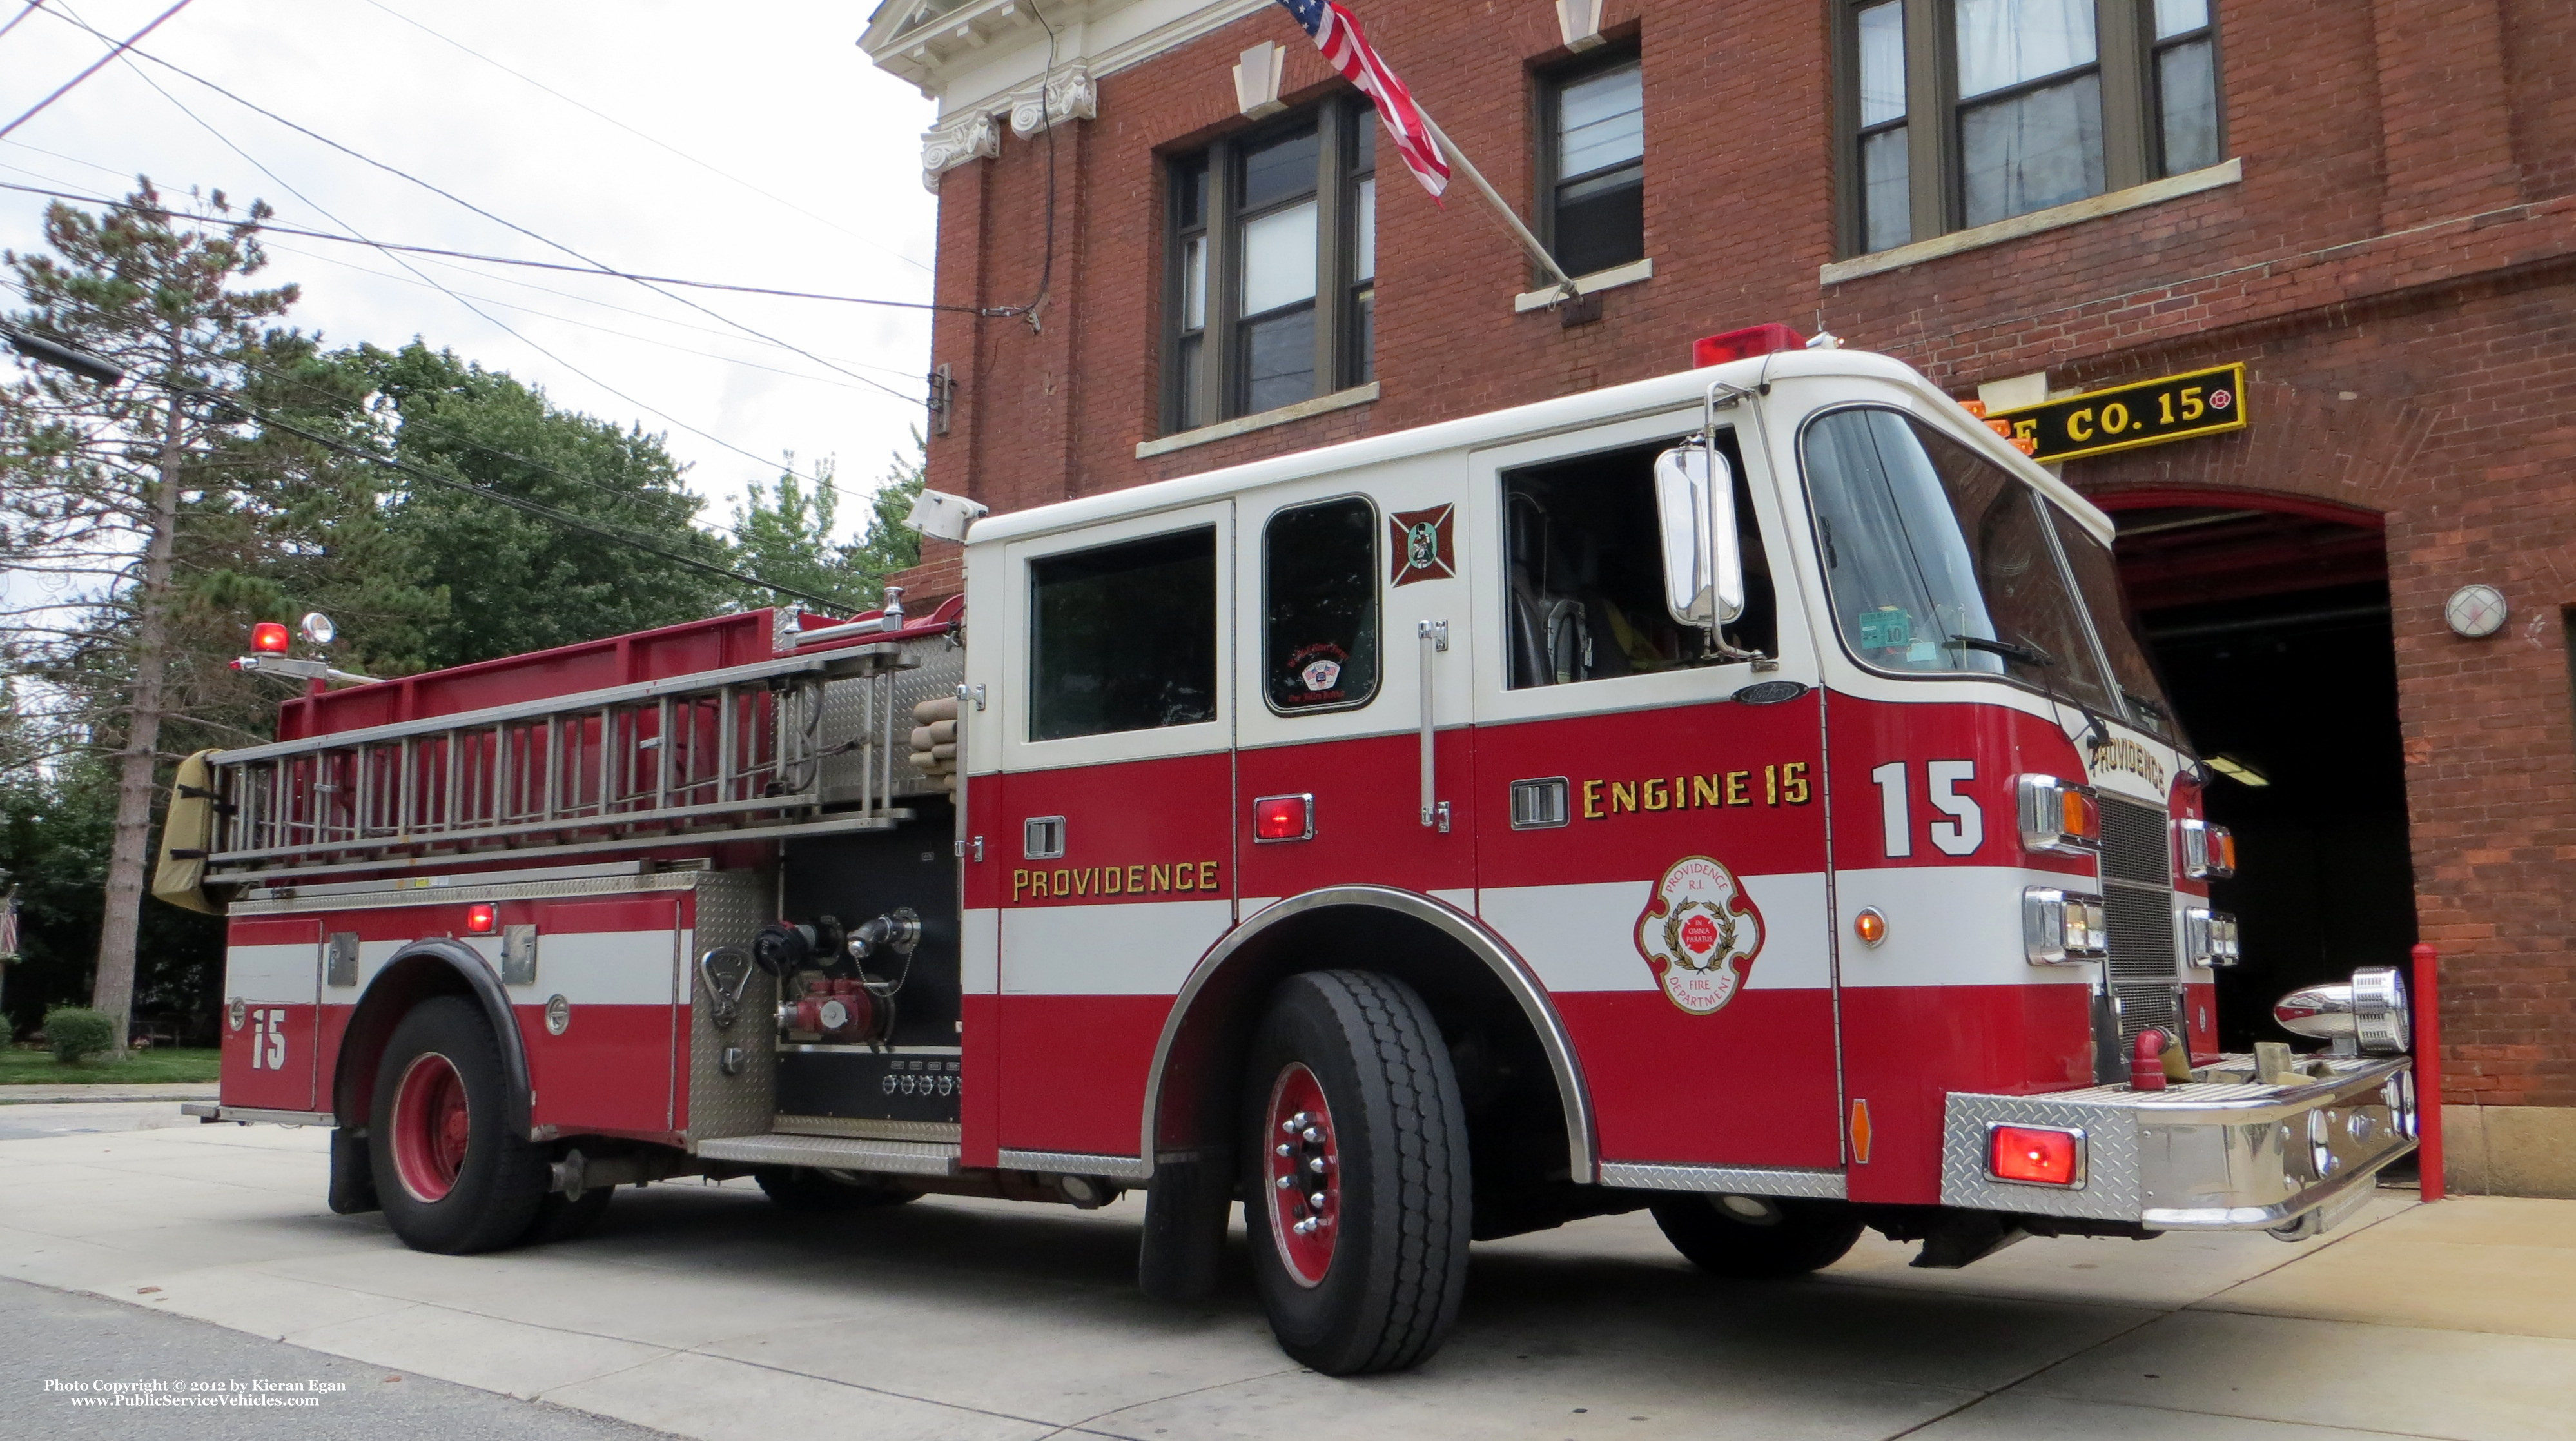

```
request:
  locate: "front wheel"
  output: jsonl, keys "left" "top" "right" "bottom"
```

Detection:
{"left": 1648, "top": 1193, "right": 1864, "bottom": 1278}
{"left": 1243, "top": 970, "right": 1471, "bottom": 1376}
{"left": 369, "top": 997, "right": 549, "bottom": 1254}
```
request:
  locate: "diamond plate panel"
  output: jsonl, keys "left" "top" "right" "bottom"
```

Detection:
{"left": 774, "top": 1115, "right": 962, "bottom": 1142}
{"left": 693, "top": 1133, "right": 961, "bottom": 1175}
{"left": 1944, "top": 1092, "right": 2145, "bottom": 1220}
{"left": 1597, "top": 1162, "right": 1848, "bottom": 1198}
{"left": 819, "top": 633, "right": 967, "bottom": 803}
{"left": 997, "top": 1148, "right": 1153, "bottom": 1180}
{"left": 683, "top": 868, "right": 777, "bottom": 1141}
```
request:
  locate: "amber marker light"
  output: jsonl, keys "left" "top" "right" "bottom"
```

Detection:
{"left": 464, "top": 902, "right": 499, "bottom": 935}
{"left": 1989, "top": 1124, "right": 2083, "bottom": 1186}
{"left": 249, "top": 622, "right": 291, "bottom": 653}
{"left": 1853, "top": 908, "right": 1888, "bottom": 947}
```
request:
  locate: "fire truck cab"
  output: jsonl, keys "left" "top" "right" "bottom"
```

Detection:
{"left": 166, "top": 333, "right": 2417, "bottom": 1375}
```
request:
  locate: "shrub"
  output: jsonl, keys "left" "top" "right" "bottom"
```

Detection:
{"left": 42, "top": 1007, "right": 115, "bottom": 1064}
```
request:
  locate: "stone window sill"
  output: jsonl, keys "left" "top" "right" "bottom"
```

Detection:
{"left": 1819, "top": 158, "right": 2243, "bottom": 286}
{"left": 1135, "top": 382, "right": 1380, "bottom": 459}
{"left": 1514, "top": 256, "right": 1655, "bottom": 313}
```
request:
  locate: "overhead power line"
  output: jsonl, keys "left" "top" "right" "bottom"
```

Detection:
{"left": 0, "top": 1, "right": 50, "bottom": 43}
{"left": 0, "top": 0, "right": 190, "bottom": 139}
{"left": 355, "top": 0, "right": 932, "bottom": 277}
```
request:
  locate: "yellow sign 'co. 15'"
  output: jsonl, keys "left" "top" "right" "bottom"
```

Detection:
{"left": 1988, "top": 363, "right": 2249, "bottom": 464}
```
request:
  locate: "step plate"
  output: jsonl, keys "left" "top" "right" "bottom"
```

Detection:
{"left": 692, "top": 1133, "right": 961, "bottom": 1176}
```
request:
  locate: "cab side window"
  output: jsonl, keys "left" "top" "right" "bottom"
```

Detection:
{"left": 1029, "top": 527, "right": 1218, "bottom": 740}
{"left": 1503, "top": 433, "right": 1776, "bottom": 689}
{"left": 1264, "top": 498, "right": 1380, "bottom": 712}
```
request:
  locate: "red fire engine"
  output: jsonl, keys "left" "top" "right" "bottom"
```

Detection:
{"left": 161, "top": 329, "right": 2417, "bottom": 1375}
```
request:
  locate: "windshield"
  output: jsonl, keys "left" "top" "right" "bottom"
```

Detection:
{"left": 1802, "top": 406, "right": 2169, "bottom": 734}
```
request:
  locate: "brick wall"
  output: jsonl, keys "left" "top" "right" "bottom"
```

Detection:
{"left": 910, "top": 1, "right": 2576, "bottom": 1116}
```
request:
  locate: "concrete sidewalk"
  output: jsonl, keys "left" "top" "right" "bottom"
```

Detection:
{"left": 0, "top": 1083, "right": 218, "bottom": 1104}
{"left": 0, "top": 1121, "right": 2568, "bottom": 1440}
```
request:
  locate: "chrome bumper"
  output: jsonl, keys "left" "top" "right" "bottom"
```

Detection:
{"left": 1942, "top": 1055, "right": 2417, "bottom": 1236}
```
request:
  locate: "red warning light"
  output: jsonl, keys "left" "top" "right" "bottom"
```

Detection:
{"left": 1989, "top": 1125, "right": 2082, "bottom": 1186}
{"left": 1691, "top": 324, "right": 1805, "bottom": 368}
{"left": 250, "top": 622, "right": 291, "bottom": 654}
{"left": 464, "top": 902, "right": 499, "bottom": 935}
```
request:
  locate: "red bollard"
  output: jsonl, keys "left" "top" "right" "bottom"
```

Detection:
{"left": 2413, "top": 942, "right": 2444, "bottom": 1202}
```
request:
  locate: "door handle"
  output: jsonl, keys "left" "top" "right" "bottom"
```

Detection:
{"left": 1418, "top": 620, "right": 1450, "bottom": 832}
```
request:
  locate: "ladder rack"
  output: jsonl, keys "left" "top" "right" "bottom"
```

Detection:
{"left": 201, "top": 644, "right": 919, "bottom": 885}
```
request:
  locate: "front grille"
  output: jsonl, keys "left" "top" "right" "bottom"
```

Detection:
{"left": 2100, "top": 797, "right": 2180, "bottom": 1047}
{"left": 2100, "top": 796, "right": 2171, "bottom": 886}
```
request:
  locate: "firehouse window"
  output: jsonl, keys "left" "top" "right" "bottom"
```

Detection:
{"left": 1542, "top": 55, "right": 1645, "bottom": 279}
{"left": 1028, "top": 527, "right": 1218, "bottom": 741}
{"left": 1840, "top": 0, "right": 2226, "bottom": 255}
{"left": 1264, "top": 498, "right": 1380, "bottom": 712}
{"left": 1503, "top": 435, "right": 1775, "bottom": 689}
{"left": 1800, "top": 407, "right": 2120, "bottom": 715}
{"left": 1164, "top": 98, "right": 1378, "bottom": 434}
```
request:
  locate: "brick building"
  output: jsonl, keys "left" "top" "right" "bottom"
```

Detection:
{"left": 863, "top": 0, "right": 2576, "bottom": 1194}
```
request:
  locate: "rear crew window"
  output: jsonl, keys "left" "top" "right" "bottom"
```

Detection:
{"left": 1264, "top": 497, "right": 1381, "bottom": 712}
{"left": 1029, "top": 527, "right": 1218, "bottom": 741}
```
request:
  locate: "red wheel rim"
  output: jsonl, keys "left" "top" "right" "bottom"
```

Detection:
{"left": 1264, "top": 1063, "right": 1340, "bottom": 1287}
{"left": 389, "top": 1052, "right": 471, "bottom": 1202}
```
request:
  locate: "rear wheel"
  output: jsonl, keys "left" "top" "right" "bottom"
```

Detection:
{"left": 1242, "top": 970, "right": 1470, "bottom": 1376}
{"left": 369, "top": 997, "right": 549, "bottom": 1254}
{"left": 1648, "top": 1193, "right": 1864, "bottom": 1278}
{"left": 755, "top": 1166, "right": 921, "bottom": 1211}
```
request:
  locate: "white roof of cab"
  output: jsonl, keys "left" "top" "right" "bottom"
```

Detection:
{"left": 962, "top": 348, "right": 2117, "bottom": 550}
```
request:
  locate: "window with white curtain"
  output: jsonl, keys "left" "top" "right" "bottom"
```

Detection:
{"left": 1164, "top": 98, "right": 1378, "bottom": 433}
{"left": 1841, "top": 0, "right": 2226, "bottom": 255}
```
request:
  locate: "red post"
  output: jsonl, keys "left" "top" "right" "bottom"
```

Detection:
{"left": 2413, "top": 942, "right": 2444, "bottom": 1202}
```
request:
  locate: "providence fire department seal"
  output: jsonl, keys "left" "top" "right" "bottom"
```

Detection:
{"left": 1634, "top": 855, "right": 1764, "bottom": 1015}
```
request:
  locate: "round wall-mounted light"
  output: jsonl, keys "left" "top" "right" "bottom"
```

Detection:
{"left": 2444, "top": 584, "right": 2508, "bottom": 638}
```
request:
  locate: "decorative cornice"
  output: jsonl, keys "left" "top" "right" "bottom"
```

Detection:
{"left": 918, "top": 64, "right": 1096, "bottom": 191}
{"left": 920, "top": 111, "right": 1001, "bottom": 193}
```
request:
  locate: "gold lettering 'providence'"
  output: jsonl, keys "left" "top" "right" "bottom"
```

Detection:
{"left": 1581, "top": 762, "right": 1813, "bottom": 820}
{"left": 1012, "top": 861, "right": 1222, "bottom": 903}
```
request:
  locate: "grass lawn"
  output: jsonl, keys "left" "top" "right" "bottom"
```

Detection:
{"left": 0, "top": 1046, "right": 220, "bottom": 1085}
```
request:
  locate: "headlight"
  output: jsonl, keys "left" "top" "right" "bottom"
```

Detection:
{"left": 2272, "top": 966, "right": 2410, "bottom": 1055}
{"left": 2178, "top": 818, "right": 2236, "bottom": 879}
{"left": 2024, "top": 886, "right": 2107, "bottom": 966}
{"left": 2184, "top": 907, "right": 2240, "bottom": 967}
{"left": 2018, "top": 774, "right": 2101, "bottom": 856}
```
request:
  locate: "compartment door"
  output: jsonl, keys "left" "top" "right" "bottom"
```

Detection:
{"left": 222, "top": 916, "right": 323, "bottom": 1112}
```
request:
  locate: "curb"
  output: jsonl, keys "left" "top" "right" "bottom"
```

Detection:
{"left": 0, "top": 1091, "right": 218, "bottom": 1106}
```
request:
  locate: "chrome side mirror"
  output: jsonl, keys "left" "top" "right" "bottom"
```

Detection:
{"left": 1654, "top": 444, "right": 1744, "bottom": 629}
{"left": 2274, "top": 966, "right": 2410, "bottom": 1056}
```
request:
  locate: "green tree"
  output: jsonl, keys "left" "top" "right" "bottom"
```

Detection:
{"left": 0, "top": 181, "right": 300, "bottom": 1045}
{"left": 846, "top": 430, "right": 928, "bottom": 607}
{"left": 340, "top": 342, "right": 745, "bottom": 668}
{"left": 731, "top": 453, "right": 868, "bottom": 614}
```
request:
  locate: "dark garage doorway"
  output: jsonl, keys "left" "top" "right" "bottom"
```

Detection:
{"left": 2103, "top": 493, "right": 2417, "bottom": 1050}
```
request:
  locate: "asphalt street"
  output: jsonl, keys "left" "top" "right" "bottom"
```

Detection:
{"left": 0, "top": 1275, "right": 676, "bottom": 1440}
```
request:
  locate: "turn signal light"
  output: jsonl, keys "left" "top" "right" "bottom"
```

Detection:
{"left": 2017, "top": 775, "right": 2100, "bottom": 855}
{"left": 2179, "top": 819, "right": 2236, "bottom": 879}
{"left": 464, "top": 902, "right": 498, "bottom": 935}
{"left": 1691, "top": 324, "right": 1804, "bottom": 368}
{"left": 1988, "top": 1124, "right": 2083, "bottom": 1186}
{"left": 1253, "top": 794, "right": 1314, "bottom": 843}
{"left": 250, "top": 622, "right": 291, "bottom": 653}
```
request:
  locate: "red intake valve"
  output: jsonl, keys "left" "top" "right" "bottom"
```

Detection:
{"left": 780, "top": 976, "right": 877, "bottom": 1043}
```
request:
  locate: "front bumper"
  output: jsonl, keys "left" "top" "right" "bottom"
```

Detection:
{"left": 1942, "top": 1054, "right": 2416, "bottom": 1236}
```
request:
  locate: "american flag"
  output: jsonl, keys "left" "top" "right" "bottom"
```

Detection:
{"left": 1274, "top": 0, "right": 1450, "bottom": 200}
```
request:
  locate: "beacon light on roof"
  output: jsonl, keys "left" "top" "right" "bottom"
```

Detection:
{"left": 1691, "top": 324, "right": 1804, "bottom": 368}
{"left": 250, "top": 622, "right": 291, "bottom": 654}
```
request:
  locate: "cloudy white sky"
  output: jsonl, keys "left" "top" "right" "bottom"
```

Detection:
{"left": 1, "top": 0, "right": 940, "bottom": 540}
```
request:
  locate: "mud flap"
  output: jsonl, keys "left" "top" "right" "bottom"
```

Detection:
{"left": 329, "top": 1128, "right": 380, "bottom": 1215}
{"left": 1138, "top": 1153, "right": 1234, "bottom": 1301}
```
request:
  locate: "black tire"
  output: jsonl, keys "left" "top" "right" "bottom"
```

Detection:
{"left": 520, "top": 1183, "right": 614, "bottom": 1245}
{"left": 754, "top": 1166, "right": 922, "bottom": 1211}
{"left": 1242, "top": 970, "right": 1470, "bottom": 1376}
{"left": 369, "top": 997, "right": 549, "bottom": 1255}
{"left": 1648, "top": 1193, "right": 1864, "bottom": 1278}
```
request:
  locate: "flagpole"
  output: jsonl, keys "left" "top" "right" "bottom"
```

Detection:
{"left": 1413, "top": 108, "right": 1581, "bottom": 302}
